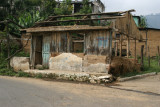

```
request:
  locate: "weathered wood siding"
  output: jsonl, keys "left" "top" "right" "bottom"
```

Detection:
{"left": 30, "top": 32, "right": 72, "bottom": 68}
{"left": 85, "top": 30, "right": 111, "bottom": 55}
{"left": 42, "top": 35, "right": 51, "bottom": 67}
{"left": 30, "top": 30, "right": 111, "bottom": 68}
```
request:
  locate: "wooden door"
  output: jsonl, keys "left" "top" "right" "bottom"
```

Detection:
{"left": 42, "top": 36, "right": 51, "bottom": 67}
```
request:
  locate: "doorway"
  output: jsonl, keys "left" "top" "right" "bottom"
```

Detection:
{"left": 35, "top": 36, "right": 43, "bottom": 66}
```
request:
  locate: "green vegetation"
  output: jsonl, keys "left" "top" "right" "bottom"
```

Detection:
{"left": 79, "top": 0, "right": 92, "bottom": 14}
{"left": 54, "top": 0, "right": 72, "bottom": 15}
{"left": 139, "top": 16, "right": 148, "bottom": 28}
{"left": 121, "top": 57, "right": 160, "bottom": 78}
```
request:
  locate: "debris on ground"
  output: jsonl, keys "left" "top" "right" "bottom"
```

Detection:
{"left": 109, "top": 57, "right": 141, "bottom": 77}
{"left": 89, "top": 74, "right": 113, "bottom": 84}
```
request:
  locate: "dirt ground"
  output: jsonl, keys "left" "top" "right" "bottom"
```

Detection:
{"left": 116, "top": 73, "right": 160, "bottom": 95}
{"left": 0, "top": 74, "right": 160, "bottom": 107}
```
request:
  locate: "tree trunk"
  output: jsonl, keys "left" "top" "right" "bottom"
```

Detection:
{"left": 6, "top": 23, "right": 10, "bottom": 69}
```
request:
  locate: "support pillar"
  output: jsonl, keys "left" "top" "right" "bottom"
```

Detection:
{"left": 127, "top": 36, "right": 130, "bottom": 58}
{"left": 119, "top": 35, "right": 122, "bottom": 57}
{"left": 134, "top": 38, "right": 137, "bottom": 61}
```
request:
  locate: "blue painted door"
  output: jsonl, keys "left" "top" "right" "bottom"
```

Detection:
{"left": 42, "top": 36, "right": 51, "bottom": 67}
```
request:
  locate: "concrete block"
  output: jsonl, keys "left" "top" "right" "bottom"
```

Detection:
{"left": 10, "top": 57, "right": 30, "bottom": 71}
{"left": 49, "top": 53, "right": 83, "bottom": 72}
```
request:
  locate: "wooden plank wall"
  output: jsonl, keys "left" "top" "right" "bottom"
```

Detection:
{"left": 31, "top": 30, "right": 111, "bottom": 68}
{"left": 85, "top": 30, "right": 111, "bottom": 55}
{"left": 50, "top": 32, "right": 72, "bottom": 53}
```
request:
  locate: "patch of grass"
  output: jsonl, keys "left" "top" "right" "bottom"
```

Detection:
{"left": 121, "top": 57, "right": 160, "bottom": 78}
{"left": 35, "top": 73, "right": 43, "bottom": 78}
{"left": 0, "top": 68, "right": 17, "bottom": 76}
{"left": 15, "top": 71, "right": 31, "bottom": 77}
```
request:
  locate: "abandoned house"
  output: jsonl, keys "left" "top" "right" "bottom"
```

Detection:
{"left": 20, "top": 10, "right": 142, "bottom": 73}
{"left": 56, "top": 0, "right": 105, "bottom": 14}
{"left": 22, "top": 25, "right": 112, "bottom": 72}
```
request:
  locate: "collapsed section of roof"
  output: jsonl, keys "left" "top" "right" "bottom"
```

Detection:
{"left": 21, "top": 9, "right": 142, "bottom": 40}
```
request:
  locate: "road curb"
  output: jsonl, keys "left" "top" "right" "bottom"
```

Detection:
{"left": 118, "top": 72, "right": 158, "bottom": 82}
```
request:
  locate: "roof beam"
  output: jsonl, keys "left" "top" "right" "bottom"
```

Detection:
{"left": 48, "top": 9, "right": 135, "bottom": 19}
{"left": 36, "top": 16, "right": 125, "bottom": 25}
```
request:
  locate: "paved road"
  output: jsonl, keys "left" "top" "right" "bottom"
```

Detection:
{"left": 0, "top": 75, "right": 160, "bottom": 107}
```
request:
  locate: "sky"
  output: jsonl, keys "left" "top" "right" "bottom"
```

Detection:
{"left": 101, "top": 0, "right": 160, "bottom": 15}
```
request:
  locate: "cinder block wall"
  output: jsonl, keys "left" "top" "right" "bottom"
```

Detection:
{"left": 130, "top": 29, "right": 160, "bottom": 57}
{"left": 112, "top": 30, "right": 160, "bottom": 57}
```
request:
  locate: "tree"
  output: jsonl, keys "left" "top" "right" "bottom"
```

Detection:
{"left": 79, "top": 0, "right": 92, "bottom": 14}
{"left": 40, "top": 0, "right": 57, "bottom": 18}
{"left": 139, "top": 16, "right": 147, "bottom": 28}
{"left": 54, "top": 0, "right": 72, "bottom": 15}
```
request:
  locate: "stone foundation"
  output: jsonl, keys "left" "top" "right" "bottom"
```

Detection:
{"left": 49, "top": 53, "right": 109, "bottom": 73}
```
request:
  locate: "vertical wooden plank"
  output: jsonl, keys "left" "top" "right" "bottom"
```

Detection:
{"left": 30, "top": 35, "right": 33, "bottom": 69}
{"left": 70, "top": 32, "right": 72, "bottom": 52}
{"left": 148, "top": 46, "right": 150, "bottom": 67}
{"left": 31, "top": 36, "right": 36, "bottom": 69}
{"left": 127, "top": 36, "right": 130, "bottom": 58}
{"left": 97, "top": 30, "right": 100, "bottom": 55}
{"left": 115, "top": 42, "right": 118, "bottom": 56}
{"left": 113, "top": 31, "right": 116, "bottom": 56}
{"left": 119, "top": 34, "right": 122, "bottom": 57}
{"left": 109, "top": 30, "right": 113, "bottom": 64}
{"left": 42, "top": 35, "right": 51, "bottom": 68}
{"left": 145, "top": 29, "right": 148, "bottom": 56}
{"left": 58, "top": 32, "right": 61, "bottom": 52}
{"left": 135, "top": 38, "right": 137, "bottom": 61}
{"left": 84, "top": 33, "right": 86, "bottom": 53}
{"left": 141, "top": 45, "right": 144, "bottom": 70}
{"left": 67, "top": 32, "right": 70, "bottom": 52}
{"left": 93, "top": 31, "right": 97, "bottom": 55}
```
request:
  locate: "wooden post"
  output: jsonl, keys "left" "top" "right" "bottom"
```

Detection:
{"left": 109, "top": 31, "right": 113, "bottom": 64}
{"left": 84, "top": 33, "right": 86, "bottom": 54}
{"left": 67, "top": 32, "right": 70, "bottom": 52}
{"left": 114, "top": 32, "right": 117, "bottom": 56}
{"left": 134, "top": 38, "right": 137, "bottom": 61}
{"left": 115, "top": 42, "right": 118, "bottom": 56}
{"left": 127, "top": 36, "right": 130, "bottom": 58}
{"left": 145, "top": 29, "right": 148, "bottom": 56}
{"left": 141, "top": 45, "right": 144, "bottom": 70}
{"left": 148, "top": 46, "right": 150, "bottom": 67}
{"left": 119, "top": 35, "right": 122, "bottom": 57}
{"left": 158, "top": 46, "right": 160, "bottom": 66}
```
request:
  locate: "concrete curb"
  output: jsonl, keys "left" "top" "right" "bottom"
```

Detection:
{"left": 118, "top": 72, "right": 158, "bottom": 82}
{"left": 24, "top": 69, "right": 112, "bottom": 84}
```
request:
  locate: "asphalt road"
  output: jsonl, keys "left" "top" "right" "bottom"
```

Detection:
{"left": 0, "top": 75, "right": 160, "bottom": 107}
